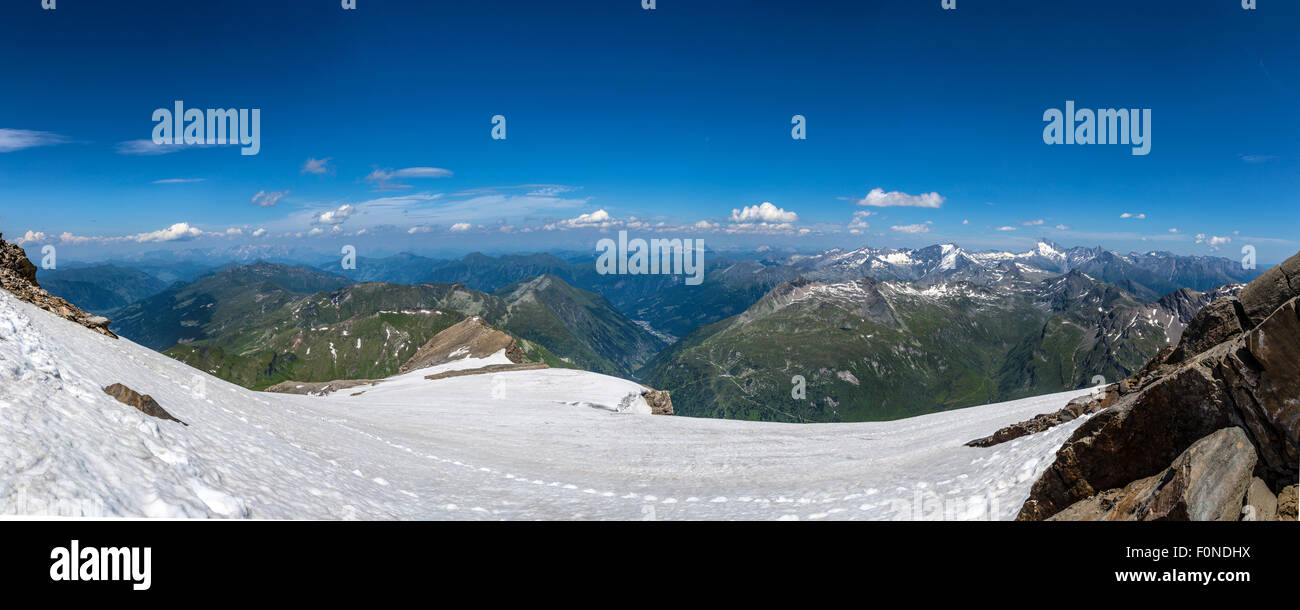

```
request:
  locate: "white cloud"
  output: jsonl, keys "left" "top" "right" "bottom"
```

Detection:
{"left": 252, "top": 228, "right": 267, "bottom": 237}
{"left": 132, "top": 222, "right": 204, "bottom": 243}
{"left": 152, "top": 178, "right": 204, "bottom": 184}
{"left": 114, "top": 139, "right": 231, "bottom": 155}
{"left": 13, "top": 230, "right": 47, "bottom": 245}
{"left": 730, "top": 202, "right": 798, "bottom": 224}
{"left": 996, "top": 226, "right": 1018, "bottom": 231}
{"left": 1021, "top": 219, "right": 1045, "bottom": 226}
{"left": 848, "top": 210, "right": 872, "bottom": 229}
{"left": 407, "top": 225, "right": 433, "bottom": 234}
{"left": 1195, "top": 233, "right": 1232, "bottom": 250}
{"left": 855, "top": 188, "right": 944, "bottom": 208}
{"left": 57, "top": 232, "right": 98, "bottom": 245}
{"left": 1239, "top": 154, "right": 1277, "bottom": 163}
{"left": 313, "top": 204, "right": 355, "bottom": 225}
{"left": 526, "top": 185, "right": 579, "bottom": 197}
{"left": 1168, "top": 228, "right": 1179, "bottom": 234}
{"left": 449, "top": 222, "right": 473, "bottom": 232}
{"left": 1055, "top": 224, "right": 1070, "bottom": 230}
{"left": 545, "top": 208, "right": 622, "bottom": 231}
{"left": 891, "top": 223, "right": 932, "bottom": 234}
{"left": 1120, "top": 212, "right": 1147, "bottom": 219}
{"left": 365, "top": 166, "right": 453, "bottom": 189}
{"left": 252, "top": 190, "right": 290, "bottom": 207}
{"left": 0, "top": 128, "right": 69, "bottom": 153}
{"left": 301, "top": 157, "right": 332, "bottom": 175}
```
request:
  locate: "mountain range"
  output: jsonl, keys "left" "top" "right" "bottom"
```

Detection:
{"left": 75, "top": 240, "right": 1260, "bottom": 419}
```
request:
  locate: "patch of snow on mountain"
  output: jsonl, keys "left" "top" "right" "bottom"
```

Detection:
{"left": 0, "top": 290, "right": 1093, "bottom": 520}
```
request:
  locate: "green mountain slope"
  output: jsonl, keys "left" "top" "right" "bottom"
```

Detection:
{"left": 37, "top": 264, "right": 167, "bottom": 314}
{"left": 642, "top": 272, "right": 1220, "bottom": 423}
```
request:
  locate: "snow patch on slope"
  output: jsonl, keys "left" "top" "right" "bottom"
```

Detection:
{"left": 0, "top": 290, "right": 1093, "bottom": 520}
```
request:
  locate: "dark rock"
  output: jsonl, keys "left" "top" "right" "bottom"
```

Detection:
{"left": 1236, "top": 251, "right": 1300, "bottom": 328}
{"left": 1216, "top": 298, "right": 1300, "bottom": 487}
{"left": 102, "top": 383, "right": 187, "bottom": 426}
{"left": 0, "top": 234, "right": 38, "bottom": 285}
{"left": 1047, "top": 427, "right": 1256, "bottom": 521}
{"left": 1166, "top": 296, "right": 1246, "bottom": 365}
{"left": 1018, "top": 284, "right": 1300, "bottom": 520}
{"left": 966, "top": 386, "right": 1116, "bottom": 448}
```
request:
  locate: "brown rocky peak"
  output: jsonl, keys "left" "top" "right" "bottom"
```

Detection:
{"left": 0, "top": 233, "right": 117, "bottom": 338}
{"left": 398, "top": 316, "right": 526, "bottom": 374}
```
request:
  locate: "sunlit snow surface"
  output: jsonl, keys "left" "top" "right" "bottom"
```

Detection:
{"left": 0, "top": 291, "right": 1094, "bottom": 520}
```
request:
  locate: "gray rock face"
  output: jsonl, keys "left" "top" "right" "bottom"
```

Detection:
{"left": 1237, "top": 252, "right": 1300, "bottom": 328}
{"left": 1019, "top": 250, "right": 1300, "bottom": 521}
{"left": 1244, "top": 478, "right": 1278, "bottom": 521}
{"left": 1166, "top": 296, "right": 1247, "bottom": 365}
{"left": 1048, "top": 427, "right": 1256, "bottom": 521}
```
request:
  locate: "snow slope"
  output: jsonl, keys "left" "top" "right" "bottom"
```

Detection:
{"left": 0, "top": 290, "right": 1095, "bottom": 520}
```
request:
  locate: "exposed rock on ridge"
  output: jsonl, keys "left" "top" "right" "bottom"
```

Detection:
{"left": 1047, "top": 427, "right": 1256, "bottom": 521}
{"left": 398, "top": 316, "right": 526, "bottom": 374}
{"left": 0, "top": 234, "right": 117, "bottom": 338}
{"left": 1018, "top": 251, "right": 1300, "bottom": 520}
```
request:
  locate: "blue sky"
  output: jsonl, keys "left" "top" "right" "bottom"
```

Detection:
{"left": 1, "top": 0, "right": 1296, "bottom": 263}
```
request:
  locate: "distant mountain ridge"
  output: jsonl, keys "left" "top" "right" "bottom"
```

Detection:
{"left": 642, "top": 268, "right": 1243, "bottom": 423}
{"left": 38, "top": 264, "right": 168, "bottom": 315}
{"left": 110, "top": 262, "right": 663, "bottom": 389}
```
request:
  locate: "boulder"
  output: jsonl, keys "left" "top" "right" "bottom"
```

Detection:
{"left": 1277, "top": 485, "right": 1297, "bottom": 521}
{"left": 1236, "top": 252, "right": 1300, "bottom": 328}
{"left": 1166, "top": 296, "right": 1246, "bottom": 365}
{"left": 1047, "top": 427, "right": 1256, "bottom": 521}
{"left": 102, "top": 383, "right": 187, "bottom": 426}
{"left": 641, "top": 389, "right": 674, "bottom": 415}
{"left": 1244, "top": 477, "right": 1278, "bottom": 521}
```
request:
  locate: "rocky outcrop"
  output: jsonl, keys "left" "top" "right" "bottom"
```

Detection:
{"left": 966, "top": 386, "right": 1116, "bottom": 447}
{"left": 264, "top": 378, "right": 381, "bottom": 396}
{"left": 1018, "top": 250, "right": 1300, "bottom": 521}
{"left": 0, "top": 234, "right": 116, "bottom": 338}
{"left": 1278, "top": 485, "right": 1298, "bottom": 521}
{"left": 641, "top": 389, "right": 674, "bottom": 415}
{"left": 398, "top": 316, "right": 526, "bottom": 374}
{"left": 102, "top": 383, "right": 187, "bottom": 425}
{"left": 1048, "top": 427, "right": 1256, "bottom": 521}
{"left": 423, "top": 362, "right": 548, "bottom": 381}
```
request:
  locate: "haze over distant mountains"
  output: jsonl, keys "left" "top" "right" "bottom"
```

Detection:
{"left": 40, "top": 240, "right": 1261, "bottom": 422}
